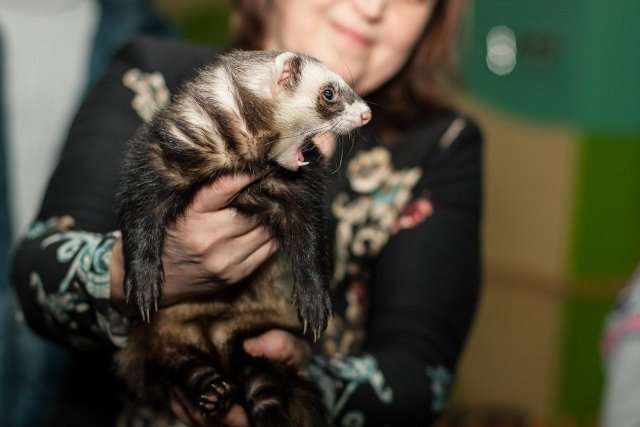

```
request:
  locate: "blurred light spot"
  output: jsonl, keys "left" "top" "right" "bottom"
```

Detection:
{"left": 486, "top": 25, "right": 517, "bottom": 76}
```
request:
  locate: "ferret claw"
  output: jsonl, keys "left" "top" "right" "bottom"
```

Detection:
{"left": 124, "top": 272, "right": 161, "bottom": 322}
{"left": 198, "top": 377, "right": 233, "bottom": 418}
{"left": 292, "top": 286, "right": 332, "bottom": 340}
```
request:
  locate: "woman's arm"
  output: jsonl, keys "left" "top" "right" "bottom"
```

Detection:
{"left": 10, "top": 39, "right": 144, "bottom": 348}
{"left": 10, "top": 38, "right": 277, "bottom": 351}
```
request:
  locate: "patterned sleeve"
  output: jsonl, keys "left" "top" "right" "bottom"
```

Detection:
{"left": 309, "top": 353, "right": 394, "bottom": 426}
{"left": 9, "top": 39, "right": 171, "bottom": 351}
{"left": 12, "top": 218, "right": 130, "bottom": 349}
{"left": 9, "top": 37, "right": 206, "bottom": 353}
{"left": 311, "top": 117, "right": 483, "bottom": 426}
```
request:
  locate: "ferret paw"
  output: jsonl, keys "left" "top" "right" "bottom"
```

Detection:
{"left": 198, "top": 378, "right": 234, "bottom": 418}
{"left": 123, "top": 270, "right": 162, "bottom": 322}
{"left": 292, "top": 286, "right": 332, "bottom": 342}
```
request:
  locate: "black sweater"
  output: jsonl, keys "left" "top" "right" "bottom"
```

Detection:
{"left": 11, "top": 37, "right": 482, "bottom": 427}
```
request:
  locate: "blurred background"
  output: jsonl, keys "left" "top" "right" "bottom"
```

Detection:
{"left": 454, "top": 1, "right": 638, "bottom": 425}
{"left": 1, "top": 0, "right": 638, "bottom": 426}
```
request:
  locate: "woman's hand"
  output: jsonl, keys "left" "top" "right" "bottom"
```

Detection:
{"left": 243, "top": 329, "right": 313, "bottom": 375}
{"left": 159, "top": 173, "right": 279, "bottom": 306}
{"left": 170, "top": 330, "right": 312, "bottom": 427}
{"left": 110, "top": 173, "right": 278, "bottom": 311}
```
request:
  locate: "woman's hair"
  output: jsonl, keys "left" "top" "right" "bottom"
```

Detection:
{"left": 229, "top": 0, "right": 468, "bottom": 133}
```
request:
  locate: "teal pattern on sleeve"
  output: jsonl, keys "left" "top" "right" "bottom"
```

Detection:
{"left": 26, "top": 217, "right": 131, "bottom": 349}
{"left": 310, "top": 353, "right": 393, "bottom": 426}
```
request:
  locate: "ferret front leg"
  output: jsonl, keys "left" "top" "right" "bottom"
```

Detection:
{"left": 256, "top": 203, "right": 332, "bottom": 340}
{"left": 231, "top": 169, "right": 332, "bottom": 340}
{"left": 287, "top": 219, "right": 332, "bottom": 341}
{"left": 274, "top": 180, "right": 332, "bottom": 339}
{"left": 120, "top": 213, "right": 166, "bottom": 322}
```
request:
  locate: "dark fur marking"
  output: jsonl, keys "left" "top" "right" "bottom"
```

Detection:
{"left": 233, "top": 82, "right": 276, "bottom": 136}
{"left": 316, "top": 84, "right": 345, "bottom": 120}
{"left": 282, "top": 54, "right": 303, "bottom": 92}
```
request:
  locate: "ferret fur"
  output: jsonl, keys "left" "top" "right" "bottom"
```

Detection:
{"left": 114, "top": 50, "right": 371, "bottom": 426}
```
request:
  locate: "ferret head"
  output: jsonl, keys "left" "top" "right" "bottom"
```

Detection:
{"left": 222, "top": 50, "right": 371, "bottom": 171}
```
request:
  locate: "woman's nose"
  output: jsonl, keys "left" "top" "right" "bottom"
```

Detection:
{"left": 352, "top": 0, "right": 387, "bottom": 21}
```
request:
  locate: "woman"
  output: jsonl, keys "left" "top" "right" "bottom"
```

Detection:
{"left": 11, "top": 0, "right": 482, "bottom": 426}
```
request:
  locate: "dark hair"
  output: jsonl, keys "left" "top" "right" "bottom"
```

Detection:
{"left": 229, "top": 0, "right": 468, "bottom": 134}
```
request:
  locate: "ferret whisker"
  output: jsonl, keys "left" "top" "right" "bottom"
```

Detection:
{"left": 305, "top": 122, "right": 342, "bottom": 150}
{"left": 345, "top": 131, "right": 357, "bottom": 161}
{"left": 312, "top": 126, "right": 340, "bottom": 154}
{"left": 330, "top": 140, "right": 345, "bottom": 175}
{"left": 328, "top": 121, "right": 350, "bottom": 175}
{"left": 273, "top": 122, "right": 337, "bottom": 142}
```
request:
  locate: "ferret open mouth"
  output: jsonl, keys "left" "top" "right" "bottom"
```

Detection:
{"left": 273, "top": 143, "right": 311, "bottom": 171}
{"left": 296, "top": 149, "right": 309, "bottom": 167}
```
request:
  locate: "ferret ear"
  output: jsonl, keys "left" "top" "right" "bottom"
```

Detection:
{"left": 272, "top": 51, "right": 301, "bottom": 95}
{"left": 247, "top": 52, "right": 301, "bottom": 98}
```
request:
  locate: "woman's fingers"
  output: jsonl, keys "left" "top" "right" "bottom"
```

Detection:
{"left": 243, "top": 330, "right": 312, "bottom": 373}
{"left": 159, "top": 173, "right": 279, "bottom": 306}
{"left": 215, "top": 405, "right": 250, "bottom": 427}
{"left": 192, "top": 173, "right": 266, "bottom": 213}
{"left": 170, "top": 209, "right": 260, "bottom": 253}
{"left": 210, "top": 224, "right": 274, "bottom": 266}
{"left": 229, "top": 238, "right": 279, "bottom": 282}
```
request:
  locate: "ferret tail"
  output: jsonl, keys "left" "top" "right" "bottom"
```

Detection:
{"left": 235, "top": 355, "right": 327, "bottom": 427}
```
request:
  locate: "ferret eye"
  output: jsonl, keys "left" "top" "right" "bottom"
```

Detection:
{"left": 322, "top": 88, "right": 335, "bottom": 102}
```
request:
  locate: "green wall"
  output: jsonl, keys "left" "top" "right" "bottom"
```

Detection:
{"left": 463, "top": 0, "right": 640, "bottom": 132}
{"left": 570, "top": 136, "right": 640, "bottom": 280}
{"left": 559, "top": 135, "right": 640, "bottom": 422}
{"left": 464, "top": 1, "right": 640, "bottom": 422}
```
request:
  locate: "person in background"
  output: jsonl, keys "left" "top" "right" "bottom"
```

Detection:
{"left": 10, "top": 0, "right": 483, "bottom": 426}
{"left": 601, "top": 265, "right": 640, "bottom": 427}
{"left": 0, "top": 1, "right": 173, "bottom": 425}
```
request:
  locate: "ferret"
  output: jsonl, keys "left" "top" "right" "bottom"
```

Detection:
{"left": 114, "top": 50, "right": 371, "bottom": 426}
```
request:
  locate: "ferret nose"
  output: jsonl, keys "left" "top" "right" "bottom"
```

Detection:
{"left": 360, "top": 110, "right": 372, "bottom": 125}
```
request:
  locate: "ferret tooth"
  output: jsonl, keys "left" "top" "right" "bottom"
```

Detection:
{"left": 303, "top": 320, "right": 308, "bottom": 335}
{"left": 297, "top": 160, "right": 310, "bottom": 166}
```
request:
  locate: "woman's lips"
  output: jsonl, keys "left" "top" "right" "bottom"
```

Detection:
{"left": 331, "top": 22, "right": 373, "bottom": 48}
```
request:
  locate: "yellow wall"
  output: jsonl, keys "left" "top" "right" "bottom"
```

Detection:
{"left": 453, "top": 96, "right": 578, "bottom": 420}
